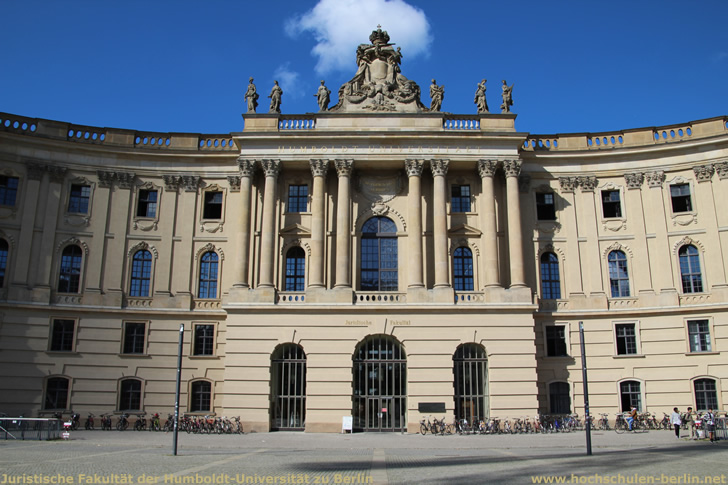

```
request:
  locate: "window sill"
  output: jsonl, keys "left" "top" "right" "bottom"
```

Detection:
{"left": 119, "top": 353, "right": 151, "bottom": 358}
{"left": 612, "top": 354, "right": 645, "bottom": 359}
{"left": 684, "top": 351, "right": 719, "bottom": 356}
{"left": 46, "top": 351, "right": 78, "bottom": 355}
{"left": 189, "top": 355, "right": 219, "bottom": 359}
{"left": 544, "top": 355, "right": 571, "bottom": 359}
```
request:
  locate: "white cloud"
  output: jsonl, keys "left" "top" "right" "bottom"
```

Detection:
{"left": 286, "top": 0, "right": 432, "bottom": 74}
{"left": 272, "top": 63, "right": 304, "bottom": 100}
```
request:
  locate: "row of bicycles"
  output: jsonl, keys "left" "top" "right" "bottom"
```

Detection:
{"left": 52, "top": 412, "right": 244, "bottom": 434}
{"left": 420, "top": 414, "right": 584, "bottom": 435}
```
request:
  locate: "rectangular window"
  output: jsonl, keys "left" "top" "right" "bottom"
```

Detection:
{"left": 451, "top": 185, "right": 471, "bottom": 213}
{"left": 50, "top": 319, "right": 75, "bottom": 352}
{"left": 0, "top": 176, "right": 19, "bottom": 206}
{"left": 203, "top": 191, "right": 223, "bottom": 219}
{"left": 193, "top": 324, "right": 215, "bottom": 356}
{"left": 68, "top": 184, "right": 91, "bottom": 214}
{"left": 615, "top": 323, "right": 637, "bottom": 355}
{"left": 136, "top": 189, "right": 158, "bottom": 218}
{"left": 536, "top": 193, "right": 556, "bottom": 221}
{"left": 670, "top": 184, "right": 692, "bottom": 213}
{"left": 601, "top": 190, "right": 622, "bottom": 218}
{"left": 687, "top": 320, "right": 711, "bottom": 353}
{"left": 288, "top": 185, "right": 308, "bottom": 213}
{"left": 545, "top": 325, "right": 568, "bottom": 357}
{"left": 123, "top": 322, "right": 146, "bottom": 354}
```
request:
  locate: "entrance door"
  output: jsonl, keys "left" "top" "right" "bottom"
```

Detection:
{"left": 353, "top": 335, "right": 406, "bottom": 432}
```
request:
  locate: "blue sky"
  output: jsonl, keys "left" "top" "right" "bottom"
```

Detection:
{"left": 2, "top": 0, "right": 726, "bottom": 136}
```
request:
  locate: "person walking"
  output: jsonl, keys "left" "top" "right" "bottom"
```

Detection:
{"left": 684, "top": 407, "right": 697, "bottom": 439}
{"left": 704, "top": 408, "right": 716, "bottom": 443}
{"left": 671, "top": 407, "right": 682, "bottom": 438}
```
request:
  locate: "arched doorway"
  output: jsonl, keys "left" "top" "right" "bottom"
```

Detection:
{"left": 270, "top": 343, "right": 306, "bottom": 431}
{"left": 353, "top": 335, "right": 406, "bottom": 432}
{"left": 453, "top": 343, "right": 488, "bottom": 423}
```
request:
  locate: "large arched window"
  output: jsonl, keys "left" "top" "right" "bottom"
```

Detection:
{"left": 453, "top": 247, "right": 474, "bottom": 291}
{"left": 353, "top": 335, "right": 406, "bottom": 432}
{"left": 0, "top": 239, "right": 8, "bottom": 287}
{"left": 190, "top": 380, "right": 212, "bottom": 413}
{"left": 198, "top": 251, "right": 219, "bottom": 299}
{"left": 43, "top": 377, "right": 70, "bottom": 410}
{"left": 608, "top": 250, "right": 630, "bottom": 297}
{"left": 694, "top": 378, "right": 718, "bottom": 411}
{"left": 540, "top": 252, "right": 561, "bottom": 299}
{"left": 619, "top": 380, "right": 641, "bottom": 412}
{"left": 271, "top": 344, "right": 307, "bottom": 431}
{"left": 58, "top": 245, "right": 82, "bottom": 293}
{"left": 118, "top": 378, "right": 142, "bottom": 411}
{"left": 130, "top": 250, "right": 152, "bottom": 297}
{"left": 549, "top": 382, "right": 571, "bottom": 414}
{"left": 453, "top": 344, "right": 488, "bottom": 423}
{"left": 360, "top": 217, "right": 398, "bottom": 291}
{"left": 285, "top": 247, "right": 306, "bottom": 291}
{"left": 679, "top": 245, "right": 703, "bottom": 293}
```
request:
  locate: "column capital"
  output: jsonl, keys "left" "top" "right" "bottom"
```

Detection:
{"left": 405, "top": 159, "right": 424, "bottom": 177}
{"left": 477, "top": 159, "right": 498, "bottom": 178}
{"left": 260, "top": 159, "right": 281, "bottom": 178}
{"left": 693, "top": 164, "right": 715, "bottom": 183}
{"left": 310, "top": 159, "right": 329, "bottom": 178}
{"left": 26, "top": 162, "right": 46, "bottom": 181}
{"left": 502, "top": 159, "right": 522, "bottom": 178}
{"left": 163, "top": 175, "right": 182, "bottom": 192}
{"left": 237, "top": 157, "right": 256, "bottom": 177}
{"left": 429, "top": 159, "right": 449, "bottom": 177}
{"left": 227, "top": 175, "right": 241, "bottom": 192}
{"left": 47, "top": 166, "right": 67, "bottom": 184}
{"left": 577, "top": 175, "right": 598, "bottom": 192}
{"left": 645, "top": 170, "right": 665, "bottom": 188}
{"left": 624, "top": 172, "right": 644, "bottom": 189}
{"left": 559, "top": 176, "right": 579, "bottom": 193}
{"left": 181, "top": 175, "right": 201, "bottom": 192}
{"left": 97, "top": 170, "right": 116, "bottom": 188}
{"left": 335, "top": 159, "right": 354, "bottom": 177}
{"left": 715, "top": 161, "right": 728, "bottom": 180}
{"left": 116, "top": 172, "right": 136, "bottom": 189}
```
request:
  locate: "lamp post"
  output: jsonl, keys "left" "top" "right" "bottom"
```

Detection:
{"left": 579, "top": 321, "right": 592, "bottom": 456}
{"left": 173, "top": 324, "right": 183, "bottom": 456}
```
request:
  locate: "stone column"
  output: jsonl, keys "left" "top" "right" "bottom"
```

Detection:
{"left": 308, "top": 159, "right": 329, "bottom": 288}
{"left": 477, "top": 159, "right": 500, "bottom": 288}
{"left": 643, "top": 171, "right": 676, "bottom": 296}
{"left": 334, "top": 159, "right": 353, "bottom": 288}
{"left": 405, "top": 159, "right": 425, "bottom": 288}
{"left": 258, "top": 159, "right": 280, "bottom": 288}
{"left": 35, "top": 166, "right": 67, "bottom": 291}
{"left": 504, "top": 159, "right": 526, "bottom": 288}
{"left": 10, "top": 162, "right": 44, "bottom": 300}
{"left": 430, "top": 159, "right": 451, "bottom": 288}
{"left": 233, "top": 158, "right": 255, "bottom": 288}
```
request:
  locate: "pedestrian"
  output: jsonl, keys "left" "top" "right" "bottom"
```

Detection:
{"left": 684, "top": 407, "right": 696, "bottom": 439}
{"left": 626, "top": 406, "right": 638, "bottom": 431}
{"left": 703, "top": 408, "right": 716, "bottom": 443}
{"left": 671, "top": 407, "right": 682, "bottom": 438}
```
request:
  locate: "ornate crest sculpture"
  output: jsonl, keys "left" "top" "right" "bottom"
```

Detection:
{"left": 329, "top": 26, "right": 427, "bottom": 113}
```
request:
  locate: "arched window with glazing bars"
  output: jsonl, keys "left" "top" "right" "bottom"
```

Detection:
{"left": 453, "top": 343, "right": 488, "bottom": 424}
{"left": 271, "top": 344, "right": 306, "bottom": 431}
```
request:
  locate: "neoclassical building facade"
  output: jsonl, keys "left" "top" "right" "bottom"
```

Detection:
{"left": 1, "top": 32, "right": 727, "bottom": 432}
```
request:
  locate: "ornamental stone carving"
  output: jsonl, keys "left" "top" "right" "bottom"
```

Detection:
{"left": 260, "top": 159, "right": 281, "bottom": 178}
{"left": 329, "top": 26, "right": 426, "bottom": 113}
{"left": 624, "top": 172, "right": 644, "bottom": 189}
{"left": 181, "top": 176, "right": 200, "bottom": 192}
{"left": 116, "top": 172, "right": 135, "bottom": 189}
{"left": 26, "top": 162, "right": 46, "bottom": 181}
{"left": 477, "top": 159, "right": 498, "bottom": 178}
{"left": 47, "top": 166, "right": 67, "bottom": 183}
{"left": 227, "top": 175, "right": 241, "bottom": 192}
{"left": 715, "top": 161, "right": 728, "bottom": 180}
{"left": 502, "top": 159, "right": 522, "bottom": 178}
{"left": 578, "top": 176, "right": 598, "bottom": 192}
{"left": 163, "top": 175, "right": 181, "bottom": 191}
{"left": 645, "top": 171, "right": 666, "bottom": 188}
{"left": 559, "top": 177, "right": 579, "bottom": 193}
{"left": 97, "top": 171, "right": 115, "bottom": 188}
{"left": 237, "top": 158, "right": 256, "bottom": 178}
{"left": 310, "top": 159, "right": 329, "bottom": 178}
{"left": 430, "top": 159, "right": 449, "bottom": 177}
{"left": 693, "top": 164, "right": 714, "bottom": 183}
{"left": 335, "top": 159, "right": 354, "bottom": 177}
{"left": 404, "top": 159, "right": 424, "bottom": 177}
{"left": 519, "top": 174, "right": 531, "bottom": 194}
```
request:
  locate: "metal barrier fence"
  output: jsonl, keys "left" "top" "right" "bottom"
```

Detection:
{"left": 1, "top": 418, "right": 62, "bottom": 440}
{"left": 716, "top": 417, "right": 727, "bottom": 440}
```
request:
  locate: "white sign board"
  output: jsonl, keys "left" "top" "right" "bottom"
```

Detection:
{"left": 341, "top": 416, "right": 353, "bottom": 433}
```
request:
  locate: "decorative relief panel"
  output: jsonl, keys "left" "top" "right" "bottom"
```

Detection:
{"left": 355, "top": 172, "right": 403, "bottom": 204}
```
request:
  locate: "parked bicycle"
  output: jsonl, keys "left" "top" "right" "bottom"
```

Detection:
{"left": 100, "top": 414, "right": 112, "bottom": 431}
{"left": 84, "top": 413, "right": 95, "bottom": 430}
{"left": 116, "top": 413, "right": 130, "bottom": 431}
{"left": 134, "top": 413, "right": 147, "bottom": 431}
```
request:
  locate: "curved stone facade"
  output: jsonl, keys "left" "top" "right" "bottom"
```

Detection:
{"left": 0, "top": 109, "right": 727, "bottom": 432}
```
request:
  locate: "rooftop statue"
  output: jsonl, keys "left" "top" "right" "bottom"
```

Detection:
{"left": 245, "top": 77, "right": 259, "bottom": 113}
{"left": 329, "top": 26, "right": 427, "bottom": 113}
{"left": 315, "top": 80, "right": 331, "bottom": 112}
{"left": 500, "top": 80, "right": 514, "bottom": 114}
{"left": 474, "top": 79, "right": 488, "bottom": 114}
{"left": 429, "top": 79, "right": 444, "bottom": 112}
{"left": 268, "top": 80, "right": 282, "bottom": 114}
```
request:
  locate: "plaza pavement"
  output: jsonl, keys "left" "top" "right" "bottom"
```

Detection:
{"left": 0, "top": 429, "right": 725, "bottom": 485}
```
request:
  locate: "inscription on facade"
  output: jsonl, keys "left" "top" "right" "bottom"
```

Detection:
{"left": 275, "top": 145, "right": 488, "bottom": 155}
{"left": 391, "top": 320, "right": 411, "bottom": 326}
{"left": 345, "top": 320, "right": 372, "bottom": 326}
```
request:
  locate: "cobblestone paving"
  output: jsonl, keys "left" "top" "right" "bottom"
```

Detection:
{"left": 0, "top": 430, "right": 725, "bottom": 485}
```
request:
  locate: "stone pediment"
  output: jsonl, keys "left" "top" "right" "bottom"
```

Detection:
{"left": 448, "top": 224, "right": 482, "bottom": 237}
{"left": 329, "top": 26, "right": 427, "bottom": 114}
{"left": 280, "top": 223, "right": 310, "bottom": 236}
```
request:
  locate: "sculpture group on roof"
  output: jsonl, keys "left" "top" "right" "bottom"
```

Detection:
{"left": 244, "top": 26, "right": 514, "bottom": 116}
